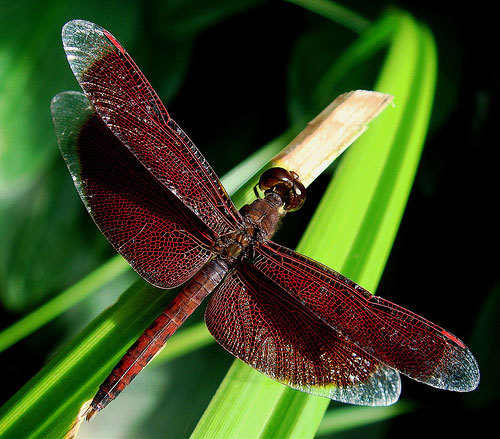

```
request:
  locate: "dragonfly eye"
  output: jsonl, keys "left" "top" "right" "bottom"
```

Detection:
{"left": 258, "top": 167, "right": 306, "bottom": 212}
{"left": 284, "top": 179, "right": 306, "bottom": 212}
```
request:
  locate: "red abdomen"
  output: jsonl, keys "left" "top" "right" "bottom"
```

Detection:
{"left": 87, "top": 257, "right": 228, "bottom": 419}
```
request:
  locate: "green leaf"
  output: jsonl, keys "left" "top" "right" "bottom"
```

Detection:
{"left": 0, "top": 280, "right": 169, "bottom": 439}
{"left": 191, "top": 9, "right": 437, "bottom": 439}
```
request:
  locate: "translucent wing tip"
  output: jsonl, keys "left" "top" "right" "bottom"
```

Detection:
{"left": 440, "top": 345, "right": 480, "bottom": 392}
{"left": 61, "top": 19, "right": 108, "bottom": 83}
{"left": 50, "top": 90, "right": 88, "bottom": 116}
{"left": 62, "top": 19, "right": 102, "bottom": 41}
{"left": 290, "top": 364, "right": 402, "bottom": 407}
{"left": 50, "top": 91, "right": 93, "bottom": 138}
{"left": 413, "top": 339, "right": 480, "bottom": 393}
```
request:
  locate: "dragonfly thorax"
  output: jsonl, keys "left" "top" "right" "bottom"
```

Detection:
{"left": 215, "top": 168, "right": 308, "bottom": 265}
{"left": 213, "top": 194, "right": 284, "bottom": 264}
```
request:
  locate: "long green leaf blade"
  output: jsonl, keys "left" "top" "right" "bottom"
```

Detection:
{"left": 192, "top": 10, "right": 437, "bottom": 439}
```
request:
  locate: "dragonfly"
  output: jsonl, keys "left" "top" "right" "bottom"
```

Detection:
{"left": 51, "top": 20, "right": 479, "bottom": 420}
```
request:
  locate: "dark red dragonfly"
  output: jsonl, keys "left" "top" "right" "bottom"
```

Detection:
{"left": 51, "top": 20, "right": 479, "bottom": 419}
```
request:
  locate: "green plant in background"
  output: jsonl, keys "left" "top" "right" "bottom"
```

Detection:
{"left": 2, "top": 0, "right": 491, "bottom": 438}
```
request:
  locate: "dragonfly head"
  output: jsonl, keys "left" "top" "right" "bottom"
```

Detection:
{"left": 258, "top": 167, "right": 306, "bottom": 212}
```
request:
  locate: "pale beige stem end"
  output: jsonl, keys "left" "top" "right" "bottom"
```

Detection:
{"left": 272, "top": 90, "right": 394, "bottom": 188}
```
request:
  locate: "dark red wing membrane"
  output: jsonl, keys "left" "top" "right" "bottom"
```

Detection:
{"left": 206, "top": 264, "right": 401, "bottom": 406}
{"left": 253, "top": 241, "right": 480, "bottom": 392}
{"left": 61, "top": 20, "right": 241, "bottom": 236}
{"left": 51, "top": 91, "right": 214, "bottom": 288}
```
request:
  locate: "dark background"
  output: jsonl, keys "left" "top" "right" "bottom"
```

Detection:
{"left": 0, "top": 0, "right": 497, "bottom": 437}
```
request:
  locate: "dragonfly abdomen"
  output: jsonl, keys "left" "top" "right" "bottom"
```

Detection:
{"left": 86, "top": 257, "right": 228, "bottom": 420}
